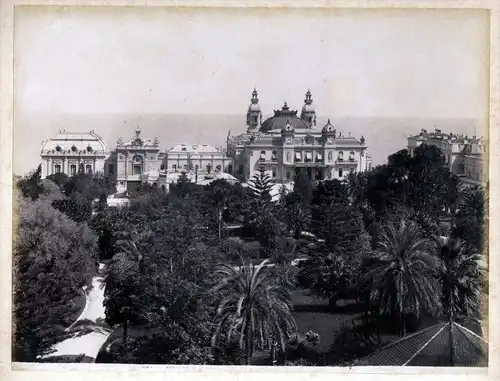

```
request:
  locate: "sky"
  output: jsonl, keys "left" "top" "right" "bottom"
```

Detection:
{"left": 13, "top": 6, "right": 489, "bottom": 175}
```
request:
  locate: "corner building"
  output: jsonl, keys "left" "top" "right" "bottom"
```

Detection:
{"left": 227, "top": 89, "right": 372, "bottom": 182}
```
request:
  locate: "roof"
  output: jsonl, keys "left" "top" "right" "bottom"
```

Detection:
{"left": 260, "top": 102, "right": 310, "bottom": 133}
{"left": 356, "top": 321, "right": 487, "bottom": 367}
{"left": 41, "top": 130, "right": 109, "bottom": 154}
{"left": 169, "top": 143, "right": 220, "bottom": 153}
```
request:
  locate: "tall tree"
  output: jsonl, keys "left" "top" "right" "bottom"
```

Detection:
{"left": 13, "top": 194, "right": 98, "bottom": 361}
{"left": 17, "top": 164, "right": 44, "bottom": 201}
{"left": 452, "top": 185, "right": 486, "bottom": 252}
{"left": 211, "top": 259, "right": 297, "bottom": 365}
{"left": 247, "top": 166, "right": 273, "bottom": 202}
{"left": 360, "top": 220, "right": 442, "bottom": 335}
{"left": 293, "top": 171, "right": 313, "bottom": 206}
{"left": 437, "top": 236, "right": 482, "bottom": 322}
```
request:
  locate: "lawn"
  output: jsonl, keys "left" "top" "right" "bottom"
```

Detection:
{"left": 290, "top": 288, "right": 360, "bottom": 352}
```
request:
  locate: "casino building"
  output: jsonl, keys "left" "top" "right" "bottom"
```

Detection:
{"left": 226, "top": 89, "right": 371, "bottom": 182}
{"left": 40, "top": 88, "right": 372, "bottom": 190}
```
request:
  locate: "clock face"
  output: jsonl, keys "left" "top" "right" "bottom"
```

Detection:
{"left": 327, "top": 137, "right": 333, "bottom": 144}
{"left": 286, "top": 137, "right": 293, "bottom": 144}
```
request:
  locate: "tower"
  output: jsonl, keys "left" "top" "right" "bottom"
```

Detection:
{"left": 246, "top": 88, "right": 262, "bottom": 133}
{"left": 300, "top": 89, "right": 316, "bottom": 128}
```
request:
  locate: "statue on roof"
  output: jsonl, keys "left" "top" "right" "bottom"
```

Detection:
{"left": 117, "top": 137, "right": 123, "bottom": 145}
{"left": 153, "top": 137, "right": 159, "bottom": 146}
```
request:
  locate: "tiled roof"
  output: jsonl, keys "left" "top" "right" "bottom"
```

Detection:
{"left": 356, "top": 321, "right": 487, "bottom": 367}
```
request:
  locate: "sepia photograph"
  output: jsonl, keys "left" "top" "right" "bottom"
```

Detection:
{"left": 3, "top": 1, "right": 497, "bottom": 376}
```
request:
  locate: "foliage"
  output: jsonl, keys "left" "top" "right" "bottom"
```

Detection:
{"left": 17, "top": 164, "right": 44, "bottom": 201}
{"left": 293, "top": 171, "right": 313, "bottom": 205}
{"left": 452, "top": 186, "right": 486, "bottom": 252}
{"left": 437, "top": 236, "right": 482, "bottom": 321}
{"left": 360, "top": 220, "right": 442, "bottom": 334}
{"left": 211, "top": 259, "right": 297, "bottom": 365}
{"left": 12, "top": 194, "right": 98, "bottom": 361}
{"left": 247, "top": 166, "right": 273, "bottom": 202}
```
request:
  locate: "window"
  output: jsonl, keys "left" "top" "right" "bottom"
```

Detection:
{"left": 295, "top": 152, "right": 302, "bottom": 161}
{"left": 349, "top": 151, "right": 355, "bottom": 161}
{"left": 86, "top": 165, "right": 92, "bottom": 174}
{"left": 195, "top": 164, "right": 199, "bottom": 171}
{"left": 238, "top": 165, "right": 244, "bottom": 174}
{"left": 133, "top": 164, "right": 142, "bottom": 175}
{"left": 272, "top": 168, "right": 277, "bottom": 178}
{"left": 172, "top": 164, "right": 177, "bottom": 172}
{"left": 305, "top": 152, "right": 312, "bottom": 162}
{"left": 339, "top": 169, "right": 343, "bottom": 177}
{"left": 183, "top": 165, "right": 188, "bottom": 170}
{"left": 55, "top": 164, "right": 61, "bottom": 173}
{"left": 338, "top": 151, "right": 344, "bottom": 161}
{"left": 253, "top": 115, "right": 258, "bottom": 124}
{"left": 260, "top": 150, "right": 266, "bottom": 161}
{"left": 316, "top": 153, "right": 323, "bottom": 162}
{"left": 181, "top": 147, "right": 187, "bottom": 151}
{"left": 216, "top": 165, "right": 222, "bottom": 171}
{"left": 286, "top": 171, "right": 291, "bottom": 180}
{"left": 272, "top": 151, "right": 277, "bottom": 161}
{"left": 108, "top": 163, "right": 115, "bottom": 175}
{"left": 70, "top": 165, "right": 77, "bottom": 176}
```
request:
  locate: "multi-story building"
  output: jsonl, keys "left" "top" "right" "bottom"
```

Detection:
{"left": 40, "top": 126, "right": 232, "bottom": 192}
{"left": 40, "top": 130, "right": 109, "bottom": 179}
{"left": 226, "top": 89, "right": 372, "bottom": 182}
{"left": 407, "top": 128, "right": 486, "bottom": 186}
{"left": 164, "top": 143, "right": 231, "bottom": 177}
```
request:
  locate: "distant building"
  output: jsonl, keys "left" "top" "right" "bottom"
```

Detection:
{"left": 40, "top": 127, "right": 232, "bottom": 193}
{"left": 226, "top": 89, "right": 372, "bottom": 182}
{"left": 164, "top": 143, "right": 231, "bottom": 177}
{"left": 40, "top": 130, "right": 109, "bottom": 179}
{"left": 407, "top": 128, "right": 486, "bottom": 186}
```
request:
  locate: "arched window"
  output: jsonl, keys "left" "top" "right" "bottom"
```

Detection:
{"left": 338, "top": 151, "right": 344, "bottom": 161}
{"left": 260, "top": 150, "right": 266, "bottom": 161}
{"left": 272, "top": 150, "right": 277, "bottom": 161}
{"left": 349, "top": 151, "right": 355, "bottom": 161}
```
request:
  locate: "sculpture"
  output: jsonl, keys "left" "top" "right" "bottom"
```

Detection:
{"left": 117, "top": 137, "right": 123, "bottom": 145}
{"left": 328, "top": 151, "right": 333, "bottom": 162}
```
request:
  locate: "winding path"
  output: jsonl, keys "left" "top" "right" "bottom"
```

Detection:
{"left": 43, "top": 264, "right": 111, "bottom": 361}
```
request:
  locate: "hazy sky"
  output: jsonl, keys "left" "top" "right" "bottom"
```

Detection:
{"left": 15, "top": 6, "right": 489, "bottom": 118}
{"left": 13, "top": 6, "right": 489, "bottom": 174}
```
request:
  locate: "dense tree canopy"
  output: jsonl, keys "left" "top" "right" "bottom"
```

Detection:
{"left": 13, "top": 193, "right": 98, "bottom": 361}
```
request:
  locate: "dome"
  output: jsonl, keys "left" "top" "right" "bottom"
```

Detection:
{"left": 321, "top": 119, "right": 336, "bottom": 133}
{"left": 301, "top": 103, "right": 315, "bottom": 113}
{"left": 248, "top": 103, "right": 261, "bottom": 112}
{"left": 260, "top": 102, "right": 309, "bottom": 133}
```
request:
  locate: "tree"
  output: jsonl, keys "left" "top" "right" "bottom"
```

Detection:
{"left": 12, "top": 194, "right": 98, "bottom": 361}
{"left": 282, "top": 202, "right": 311, "bottom": 239}
{"left": 17, "top": 165, "right": 44, "bottom": 201}
{"left": 211, "top": 259, "right": 297, "bottom": 365}
{"left": 344, "top": 171, "right": 368, "bottom": 207}
{"left": 293, "top": 171, "right": 313, "bottom": 206}
{"left": 203, "top": 179, "right": 233, "bottom": 245}
{"left": 452, "top": 185, "right": 486, "bottom": 252}
{"left": 247, "top": 166, "right": 273, "bottom": 202}
{"left": 437, "top": 236, "right": 482, "bottom": 321}
{"left": 360, "top": 220, "right": 442, "bottom": 335}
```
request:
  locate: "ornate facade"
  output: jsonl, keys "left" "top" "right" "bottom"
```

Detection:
{"left": 40, "top": 130, "right": 109, "bottom": 179}
{"left": 40, "top": 126, "right": 232, "bottom": 193}
{"left": 227, "top": 89, "right": 372, "bottom": 182}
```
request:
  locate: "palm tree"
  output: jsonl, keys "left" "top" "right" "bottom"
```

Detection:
{"left": 360, "top": 220, "right": 442, "bottom": 335}
{"left": 344, "top": 171, "right": 367, "bottom": 206}
{"left": 211, "top": 259, "right": 297, "bottom": 365}
{"left": 437, "top": 236, "right": 482, "bottom": 322}
{"left": 284, "top": 202, "right": 311, "bottom": 239}
{"left": 453, "top": 185, "right": 486, "bottom": 251}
